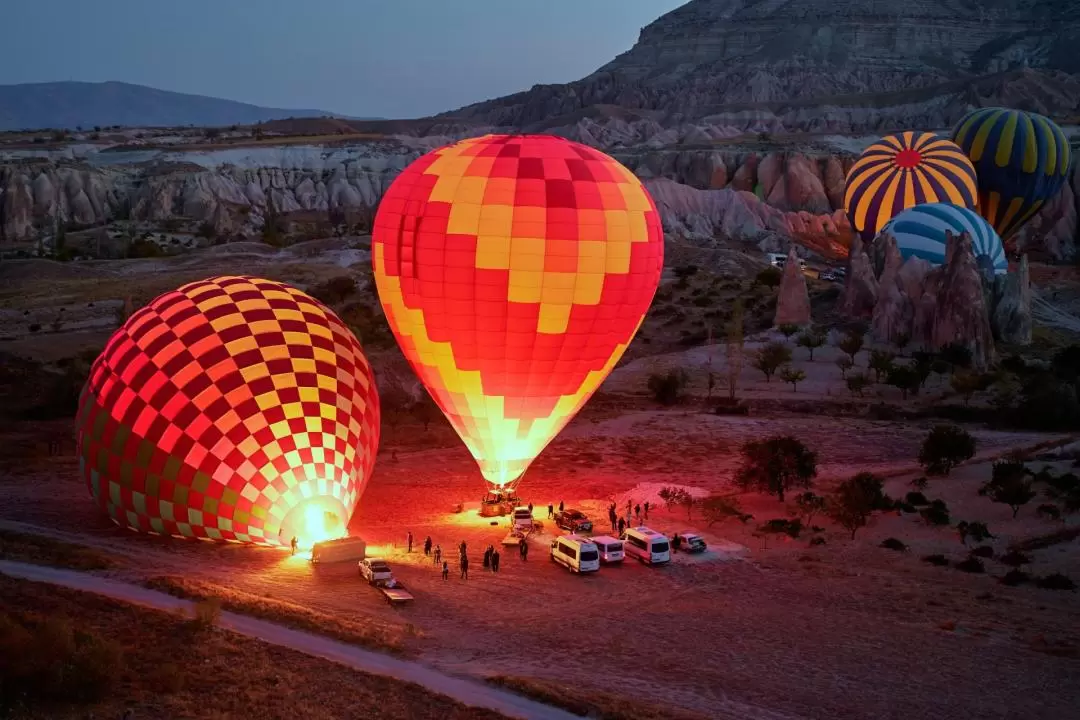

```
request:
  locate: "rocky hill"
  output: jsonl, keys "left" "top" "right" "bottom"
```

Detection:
{"left": 0, "top": 81, "right": 344, "bottom": 132}
{"left": 442, "top": 0, "right": 1080, "bottom": 135}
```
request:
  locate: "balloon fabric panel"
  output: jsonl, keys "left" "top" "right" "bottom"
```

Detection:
{"left": 844, "top": 131, "right": 979, "bottom": 243}
{"left": 883, "top": 202, "right": 1007, "bottom": 275}
{"left": 75, "top": 276, "right": 381, "bottom": 546}
{"left": 952, "top": 107, "right": 1072, "bottom": 240}
{"left": 373, "top": 135, "right": 663, "bottom": 489}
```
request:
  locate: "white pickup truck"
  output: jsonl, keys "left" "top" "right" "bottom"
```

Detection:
{"left": 358, "top": 558, "right": 393, "bottom": 585}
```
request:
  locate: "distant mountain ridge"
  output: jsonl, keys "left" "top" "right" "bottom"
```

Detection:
{"left": 0, "top": 81, "right": 354, "bottom": 131}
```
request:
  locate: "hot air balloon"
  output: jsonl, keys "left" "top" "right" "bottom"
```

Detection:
{"left": 372, "top": 134, "right": 663, "bottom": 499}
{"left": 845, "top": 131, "right": 979, "bottom": 243}
{"left": 882, "top": 203, "right": 1007, "bottom": 275}
{"left": 951, "top": 107, "right": 1072, "bottom": 240}
{"left": 75, "top": 276, "right": 380, "bottom": 547}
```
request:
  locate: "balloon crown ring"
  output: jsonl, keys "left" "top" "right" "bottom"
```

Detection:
{"left": 893, "top": 148, "right": 923, "bottom": 169}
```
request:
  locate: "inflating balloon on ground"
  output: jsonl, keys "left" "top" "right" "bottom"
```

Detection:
{"left": 881, "top": 202, "right": 1007, "bottom": 275}
{"left": 372, "top": 134, "right": 664, "bottom": 499}
{"left": 75, "top": 276, "right": 381, "bottom": 547}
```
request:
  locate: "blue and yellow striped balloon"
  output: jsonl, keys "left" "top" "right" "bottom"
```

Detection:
{"left": 844, "top": 132, "right": 979, "bottom": 243}
{"left": 951, "top": 108, "right": 1071, "bottom": 240}
{"left": 882, "top": 203, "right": 1007, "bottom": 275}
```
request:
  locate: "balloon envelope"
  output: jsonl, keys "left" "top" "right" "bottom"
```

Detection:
{"left": 845, "top": 131, "right": 979, "bottom": 243}
{"left": 951, "top": 107, "right": 1072, "bottom": 240}
{"left": 882, "top": 202, "right": 1007, "bottom": 275}
{"left": 372, "top": 134, "right": 663, "bottom": 492}
{"left": 75, "top": 276, "right": 381, "bottom": 546}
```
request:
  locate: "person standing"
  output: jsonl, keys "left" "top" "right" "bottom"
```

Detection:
{"left": 558, "top": 500, "right": 564, "bottom": 514}
{"left": 617, "top": 517, "right": 625, "bottom": 535}
{"left": 459, "top": 540, "right": 467, "bottom": 557}
{"left": 407, "top": 531, "right": 413, "bottom": 553}
{"left": 527, "top": 502, "right": 533, "bottom": 516}
{"left": 644, "top": 501, "right": 650, "bottom": 519}
{"left": 442, "top": 561, "right": 449, "bottom": 580}
{"left": 290, "top": 536, "right": 298, "bottom": 556}
{"left": 460, "top": 555, "right": 469, "bottom": 580}
{"left": 492, "top": 549, "right": 501, "bottom": 573}
{"left": 433, "top": 544, "right": 442, "bottom": 566}
{"left": 423, "top": 536, "right": 432, "bottom": 556}
{"left": 483, "top": 545, "right": 492, "bottom": 569}
{"left": 609, "top": 506, "right": 617, "bottom": 533}
{"left": 634, "top": 504, "right": 641, "bottom": 522}
{"left": 548, "top": 503, "right": 554, "bottom": 519}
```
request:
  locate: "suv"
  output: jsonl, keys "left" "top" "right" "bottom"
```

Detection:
{"left": 358, "top": 558, "right": 393, "bottom": 584}
{"left": 554, "top": 509, "right": 593, "bottom": 533}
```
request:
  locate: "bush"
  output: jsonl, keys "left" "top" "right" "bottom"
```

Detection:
{"left": 880, "top": 537, "right": 907, "bottom": 552}
{"left": 1036, "top": 503, "right": 1062, "bottom": 520}
{"left": 647, "top": 369, "right": 689, "bottom": 406}
{"left": 956, "top": 520, "right": 994, "bottom": 545}
{"left": 755, "top": 266, "right": 783, "bottom": 288}
{"left": 869, "top": 350, "right": 896, "bottom": 383}
{"left": 970, "top": 545, "right": 995, "bottom": 558}
{"left": 779, "top": 366, "right": 807, "bottom": 391}
{"left": 751, "top": 342, "right": 792, "bottom": 382}
{"left": 838, "top": 330, "right": 865, "bottom": 364}
{"left": 0, "top": 614, "right": 122, "bottom": 707}
{"left": 1001, "top": 569, "right": 1031, "bottom": 586}
{"left": 920, "top": 504, "right": 951, "bottom": 526}
{"left": 835, "top": 355, "right": 854, "bottom": 378}
{"left": 1035, "top": 573, "right": 1076, "bottom": 590}
{"left": 980, "top": 461, "right": 1036, "bottom": 518}
{"left": 922, "top": 554, "right": 950, "bottom": 566}
{"left": 905, "top": 491, "right": 929, "bottom": 506}
{"left": 846, "top": 373, "right": 871, "bottom": 397}
{"left": 955, "top": 557, "right": 985, "bottom": 573}
{"left": 758, "top": 518, "right": 803, "bottom": 538}
{"left": 918, "top": 425, "right": 976, "bottom": 475}
{"left": 998, "top": 550, "right": 1032, "bottom": 567}
{"left": 886, "top": 364, "right": 921, "bottom": 399}
{"left": 939, "top": 342, "right": 973, "bottom": 369}
{"left": 828, "top": 472, "right": 887, "bottom": 539}
{"left": 191, "top": 597, "right": 222, "bottom": 629}
{"left": 796, "top": 330, "right": 826, "bottom": 360}
{"left": 700, "top": 495, "right": 752, "bottom": 526}
{"left": 777, "top": 323, "right": 801, "bottom": 338}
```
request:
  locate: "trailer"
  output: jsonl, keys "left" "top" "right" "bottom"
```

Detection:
{"left": 373, "top": 577, "right": 414, "bottom": 604}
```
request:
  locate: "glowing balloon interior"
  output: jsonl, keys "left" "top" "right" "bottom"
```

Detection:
{"left": 845, "top": 131, "right": 978, "bottom": 243}
{"left": 372, "top": 134, "right": 663, "bottom": 493}
{"left": 951, "top": 107, "right": 1072, "bottom": 240}
{"left": 75, "top": 276, "right": 381, "bottom": 547}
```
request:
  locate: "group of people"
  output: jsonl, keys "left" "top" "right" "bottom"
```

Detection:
{"left": 403, "top": 533, "right": 530, "bottom": 580}
{"left": 606, "top": 499, "right": 649, "bottom": 534}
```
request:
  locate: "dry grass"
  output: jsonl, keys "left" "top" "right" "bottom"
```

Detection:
{"left": 0, "top": 529, "right": 116, "bottom": 571}
{"left": 0, "top": 575, "right": 507, "bottom": 720}
{"left": 144, "top": 574, "right": 415, "bottom": 655}
{"left": 487, "top": 675, "right": 709, "bottom": 720}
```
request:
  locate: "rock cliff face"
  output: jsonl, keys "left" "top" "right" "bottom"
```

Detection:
{"left": 991, "top": 254, "right": 1033, "bottom": 345}
{"left": 446, "top": 0, "right": 1080, "bottom": 133}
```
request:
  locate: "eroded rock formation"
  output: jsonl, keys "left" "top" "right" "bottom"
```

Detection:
{"left": 991, "top": 254, "right": 1033, "bottom": 346}
{"left": 774, "top": 247, "right": 811, "bottom": 327}
{"left": 839, "top": 236, "right": 878, "bottom": 318}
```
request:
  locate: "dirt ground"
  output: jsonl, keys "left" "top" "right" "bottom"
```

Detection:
{"left": 2, "top": 404, "right": 1079, "bottom": 720}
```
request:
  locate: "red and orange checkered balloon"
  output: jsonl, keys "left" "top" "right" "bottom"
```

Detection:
{"left": 75, "top": 276, "right": 380, "bottom": 547}
{"left": 373, "top": 134, "right": 663, "bottom": 493}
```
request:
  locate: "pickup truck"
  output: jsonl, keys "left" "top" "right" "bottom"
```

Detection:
{"left": 358, "top": 558, "right": 393, "bottom": 585}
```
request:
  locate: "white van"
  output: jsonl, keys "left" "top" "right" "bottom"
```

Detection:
{"left": 589, "top": 535, "right": 624, "bottom": 563}
{"left": 622, "top": 527, "right": 671, "bottom": 565}
{"left": 512, "top": 506, "right": 533, "bottom": 532}
{"left": 550, "top": 535, "right": 600, "bottom": 573}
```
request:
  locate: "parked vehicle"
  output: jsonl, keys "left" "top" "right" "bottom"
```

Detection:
{"left": 680, "top": 533, "right": 708, "bottom": 554}
{"left": 512, "top": 506, "right": 534, "bottom": 532}
{"left": 310, "top": 536, "right": 366, "bottom": 564}
{"left": 550, "top": 534, "right": 600, "bottom": 573}
{"left": 359, "top": 558, "right": 393, "bottom": 584}
{"left": 554, "top": 508, "right": 593, "bottom": 533}
{"left": 589, "top": 535, "right": 624, "bottom": 563}
{"left": 621, "top": 526, "right": 671, "bottom": 565}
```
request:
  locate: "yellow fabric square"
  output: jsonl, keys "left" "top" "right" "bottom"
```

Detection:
{"left": 475, "top": 235, "right": 512, "bottom": 269}
{"left": 509, "top": 238, "right": 545, "bottom": 272}
{"left": 447, "top": 202, "right": 481, "bottom": 235}
{"left": 478, "top": 204, "right": 514, "bottom": 237}
{"left": 454, "top": 175, "right": 488, "bottom": 205}
{"left": 538, "top": 304, "right": 572, "bottom": 334}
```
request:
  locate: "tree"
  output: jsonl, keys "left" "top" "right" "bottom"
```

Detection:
{"left": 846, "top": 373, "right": 870, "bottom": 397}
{"left": 794, "top": 491, "right": 826, "bottom": 524}
{"left": 886, "top": 365, "right": 920, "bottom": 400}
{"left": 868, "top": 350, "right": 896, "bottom": 383}
{"left": 647, "top": 369, "right": 689, "bottom": 406}
{"left": 735, "top": 436, "right": 818, "bottom": 502}
{"left": 751, "top": 342, "right": 792, "bottom": 382}
{"left": 956, "top": 521, "right": 995, "bottom": 546}
{"left": 980, "top": 461, "right": 1036, "bottom": 518}
{"left": 724, "top": 299, "right": 745, "bottom": 401}
{"left": 701, "top": 495, "right": 753, "bottom": 526}
{"left": 829, "top": 476, "right": 876, "bottom": 539}
{"left": 835, "top": 356, "right": 854, "bottom": 378}
{"left": 939, "top": 342, "right": 973, "bottom": 370}
{"left": 838, "top": 331, "right": 865, "bottom": 364}
{"left": 950, "top": 370, "right": 982, "bottom": 406}
{"left": 796, "top": 330, "right": 826, "bottom": 360}
{"left": 778, "top": 323, "right": 801, "bottom": 339}
{"left": 780, "top": 366, "right": 806, "bottom": 391}
{"left": 918, "top": 425, "right": 976, "bottom": 476}
{"left": 659, "top": 486, "right": 692, "bottom": 512}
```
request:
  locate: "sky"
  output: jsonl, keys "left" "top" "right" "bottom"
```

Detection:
{"left": 0, "top": 0, "right": 686, "bottom": 119}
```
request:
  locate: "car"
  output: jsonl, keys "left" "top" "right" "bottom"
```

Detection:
{"left": 554, "top": 509, "right": 593, "bottom": 533}
{"left": 679, "top": 533, "right": 707, "bottom": 554}
{"left": 358, "top": 558, "right": 393, "bottom": 584}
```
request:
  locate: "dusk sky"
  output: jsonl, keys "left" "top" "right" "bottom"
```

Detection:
{"left": 0, "top": 0, "right": 686, "bottom": 118}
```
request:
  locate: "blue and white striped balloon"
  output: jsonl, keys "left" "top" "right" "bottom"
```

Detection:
{"left": 881, "top": 202, "right": 1008, "bottom": 275}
